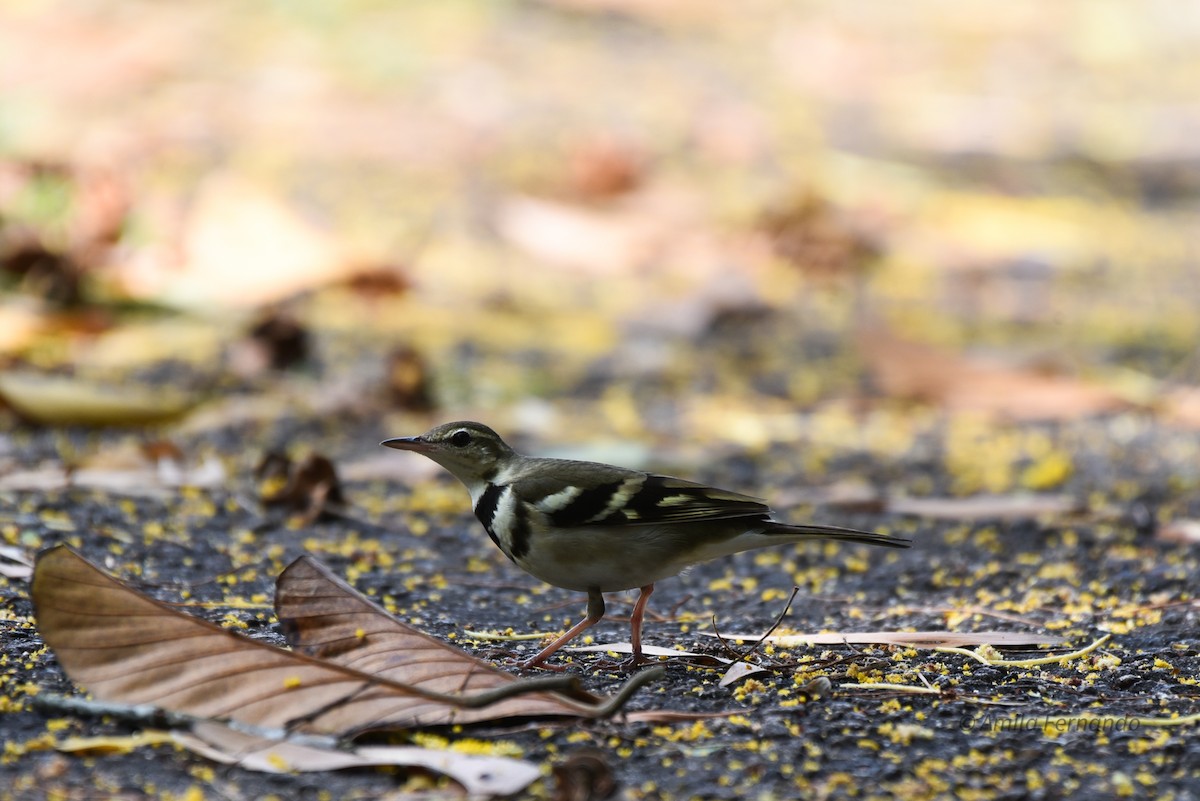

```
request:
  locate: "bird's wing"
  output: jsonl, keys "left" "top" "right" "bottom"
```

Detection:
{"left": 511, "top": 464, "right": 770, "bottom": 528}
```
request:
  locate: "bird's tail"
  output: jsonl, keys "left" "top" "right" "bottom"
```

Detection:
{"left": 763, "top": 521, "right": 910, "bottom": 549}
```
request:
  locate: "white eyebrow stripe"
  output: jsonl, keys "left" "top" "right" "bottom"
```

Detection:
{"left": 534, "top": 486, "right": 583, "bottom": 513}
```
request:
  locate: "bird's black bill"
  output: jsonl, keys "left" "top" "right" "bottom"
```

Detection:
{"left": 381, "top": 436, "right": 424, "bottom": 450}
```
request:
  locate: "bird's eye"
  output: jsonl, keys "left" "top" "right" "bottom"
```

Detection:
{"left": 450, "top": 430, "right": 472, "bottom": 447}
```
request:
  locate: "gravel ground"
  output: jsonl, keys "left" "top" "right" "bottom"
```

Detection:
{"left": 3, "top": 410, "right": 1199, "bottom": 800}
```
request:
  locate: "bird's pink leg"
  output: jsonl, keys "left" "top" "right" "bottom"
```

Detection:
{"left": 522, "top": 589, "right": 605, "bottom": 671}
{"left": 624, "top": 583, "right": 656, "bottom": 667}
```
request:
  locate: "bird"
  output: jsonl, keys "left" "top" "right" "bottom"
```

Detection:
{"left": 382, "top": 421, "right": 910, "bottom": 670}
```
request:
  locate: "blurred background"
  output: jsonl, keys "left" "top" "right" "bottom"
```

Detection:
{"left": 3, "top": 0, "right": 1200, "bottom": 503}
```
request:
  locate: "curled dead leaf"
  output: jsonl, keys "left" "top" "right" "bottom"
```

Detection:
{"left": 31, "top": 547, "right": 658, "bottom": 738}
{"left": 276, "top": 556, "right": 639, "bottom": 725}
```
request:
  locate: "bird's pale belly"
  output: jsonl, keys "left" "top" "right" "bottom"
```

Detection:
{"left": 511, "top": 522, "right": 763, "bottom": 592}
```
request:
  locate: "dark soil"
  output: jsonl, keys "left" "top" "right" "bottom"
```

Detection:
{"left": 3, "top": 411, "right": 1199, "bottom": 800}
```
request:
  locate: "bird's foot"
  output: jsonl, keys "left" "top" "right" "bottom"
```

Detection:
{"left": 592, "top": 653, "right": 661, "bottom": 673}
{"left": 517, "top": 657, "right": 570, "bottom": 673}
{"left": 488, "top": 652, "right": 572, "bottom": 672}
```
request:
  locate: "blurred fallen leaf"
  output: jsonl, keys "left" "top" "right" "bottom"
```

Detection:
{"left": 256, "top": 452, "right": 346, "bottom": 524}
{"left": 496, "top": 195, "right": 661, "bottom": 274}
{"left": 0, "top": 544, "right": 34, "bottom": 580}
{"left": 565, "top": 134, "right": 647, "bottom": 200}
{"left": 69, "top": 165, "right": 130, "bottom": 254}
{"left": 887, "top": 493, "right": 1083, "bottom": 521}
{"left": 55, "top": 714, "right": 541, "bottom": 794}
{"left": 0, "top": 302, "right": 45, "bottom": 354}
{"left": 0, "top": 238, "right": 84, "bottom": 306}
{"left": 1160, "top": 386, "right": 1200, "bottom": 429}
{"left": 859, "top": 328, "right": 1131, "bottom": 419}
{"left": 541, "top": 0, "right": 731, "bottom": 26}
{"left": 32, "top": 547, "right": 657, "bottom": 737}
{"left": 1156, "top": 519, "right": 1200, "bottom": 544}
{"left": 80, "top": 318, "right": 224, "bottom": 369}
{"left": 128, "top": 175, "right": 347, "bottom": 308}
{"left": 57, "top": 732, "right": 174, "bottom": 757}
{"left": 175, "top": 720, "right": 541, "bottom": 795}
{"left": 552, "top": 751, "right": 618, "bottom": 801}
{"left": 701, "top": 630, "right": 1066, "bottom": 649}
{"left": 340, "top": 263, "right": 413, "bottom": 298}
{"left": 760, "top": 190, "right": 880, "bottom": 283}
{"left": 0, "top": 371, "right": 198, "bottom": 426}
{"left": 337, "top": 451, "right": 444, "bottom": 484}
{"left": 232, "top": 307, "right": 311, "bottom": 375}
{"left": 0, "top": 440, "right": 223, "bottom": 496}
{"left": 386, "top": 344, "right": 436, "bottom": 411}
{"left": 772, "top": 479, "right": 885, "bottom": 515}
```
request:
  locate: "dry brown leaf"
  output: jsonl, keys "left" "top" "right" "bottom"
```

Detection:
{"left": 0, "top": 371, "right": 198, "bottom": 426}
{"left": 859, "top": 328, "right": 1129, "bottom": 420}
{"left": 887, "top": 493, "right": 1083, "bottom": 521}
{"left": 31, "top": 547, "right": 649, "bottom": 737}
{"left": 701, "top": 630, "right": 1065, "bottom": 649}
{"left": 174, "top": 720, "right": 541, "bottom": 795}
{"left": 275, "top": 555, "right": 619, "bottom": 726}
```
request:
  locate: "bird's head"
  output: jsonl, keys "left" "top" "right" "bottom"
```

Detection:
{"left": 382, "top": 421, "right": 516, "bottom": 486}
